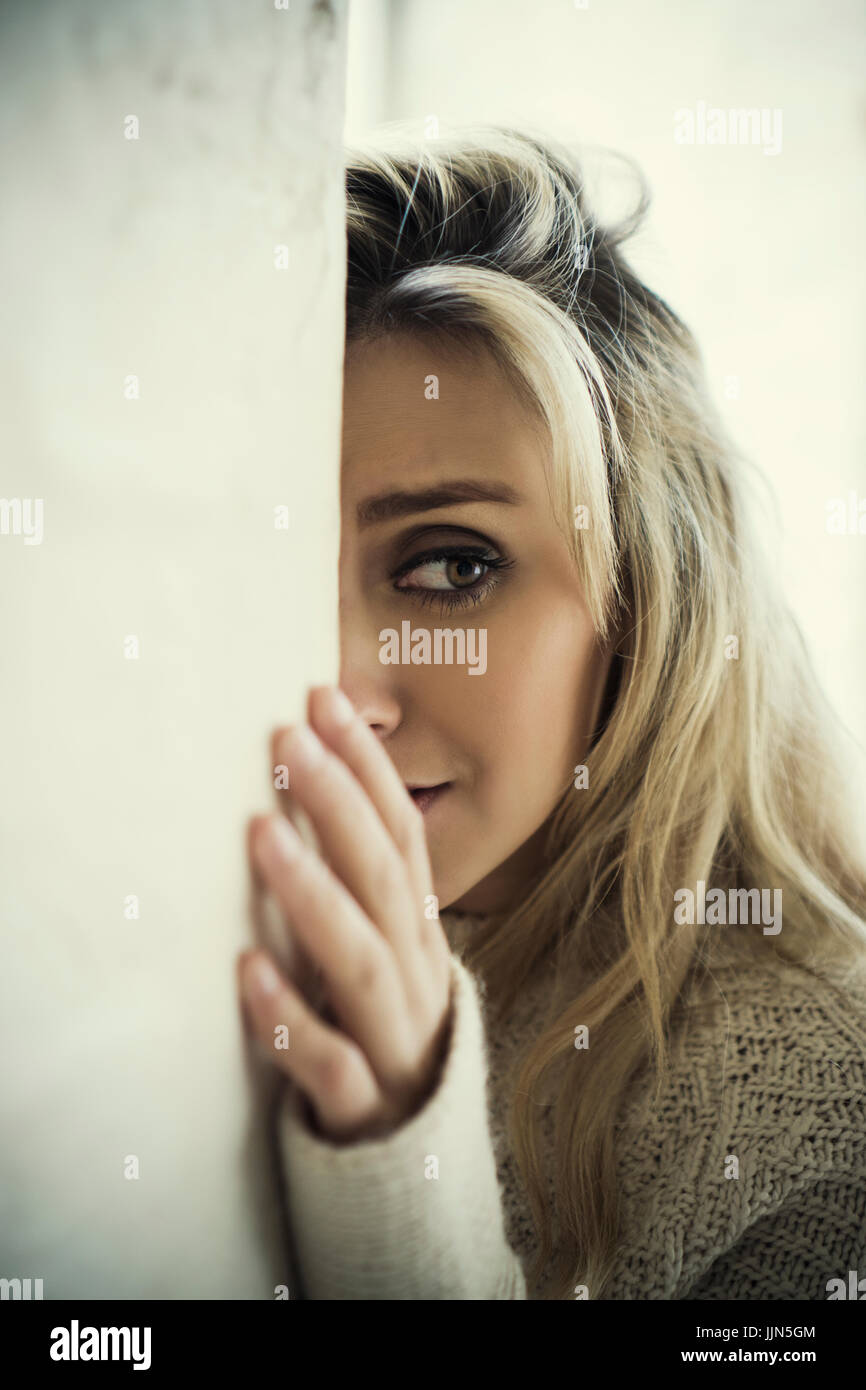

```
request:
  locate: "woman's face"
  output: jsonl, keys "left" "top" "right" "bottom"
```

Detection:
{"left": 339, "top": 331, "right": 613, "bottom": 915}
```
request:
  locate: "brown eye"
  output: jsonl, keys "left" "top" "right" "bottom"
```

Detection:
{"left": 391, "top": 543, "right": 515, "bottom": 612}
{"left": 395, "top": 552, "right": 491, "bottom": 593}
{"left": 446, "top": 556, "right": 485, "bottom": 587}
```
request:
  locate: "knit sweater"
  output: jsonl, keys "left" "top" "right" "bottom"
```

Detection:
{"left": 276, "top": 907, "right": 866, "bottom": 1299}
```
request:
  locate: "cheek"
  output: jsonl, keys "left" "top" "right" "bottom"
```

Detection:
{"left": 464, "top": 596, "right": 599, "bottom": 801}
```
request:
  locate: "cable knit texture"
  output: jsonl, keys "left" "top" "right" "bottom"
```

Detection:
{"left": 277, "top": 908, "right": 866, "bottom": 1299}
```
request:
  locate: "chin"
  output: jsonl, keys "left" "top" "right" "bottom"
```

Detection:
{"left": 429, "top": 855, "right": 483, "bottom": 914}
{"left": 436, "top": 861, "right": 500, "bottom": 915}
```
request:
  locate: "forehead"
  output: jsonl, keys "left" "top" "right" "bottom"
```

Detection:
{"left": 341, "top": 330, "right": 549, "bottom": 497}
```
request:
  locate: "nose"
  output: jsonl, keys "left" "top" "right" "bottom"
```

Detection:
{"left": 338, "top": 591, "right": 403, "bottom": 740}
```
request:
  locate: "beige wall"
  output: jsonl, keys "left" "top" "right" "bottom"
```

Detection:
{"left": 0, "top": 0, "right": 347, "bottom": 1297}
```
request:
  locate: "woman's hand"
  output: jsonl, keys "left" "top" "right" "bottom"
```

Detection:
{"left": 238, "top": 684, "right": 454, "bottom": 1145}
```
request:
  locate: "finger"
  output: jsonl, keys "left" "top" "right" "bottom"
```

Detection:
{"left": 251, "top": 812, "right": 419, "bottom": 1085}
{"left": 246, "top": 815, "right": 323, "bottom": 1006}
{"left": 273, "top": 721, "right": 426, "bottom": 973}
{"left": 307, "top": 684, "right": 436, "bottom": 914}
{"left": 238, "top": 949, "right": 384, "bottom": 1138}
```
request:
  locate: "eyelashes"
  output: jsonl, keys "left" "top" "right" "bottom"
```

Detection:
{"left": 390, "top": 544, "right": 515, "bottom": 614}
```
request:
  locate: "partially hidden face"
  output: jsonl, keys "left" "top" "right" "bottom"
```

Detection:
{"left": 339, "top": 330, "right": 613, "bottom": 915}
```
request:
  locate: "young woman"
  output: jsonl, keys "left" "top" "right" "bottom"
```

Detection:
{"left": 238, "top": 126, "right": 866, "bottom": 1300}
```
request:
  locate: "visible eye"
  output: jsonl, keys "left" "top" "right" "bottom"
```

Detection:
{"left": 391, "top": 544, "right": 515, "bottom": 613}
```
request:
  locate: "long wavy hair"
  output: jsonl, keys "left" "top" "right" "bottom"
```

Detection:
{"left": 342, "top": 122, "right": 866, "bottom": 1299}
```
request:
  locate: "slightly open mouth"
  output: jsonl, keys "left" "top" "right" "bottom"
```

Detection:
{"left": 407, "top": 783, "right": 450, "bottom": 814}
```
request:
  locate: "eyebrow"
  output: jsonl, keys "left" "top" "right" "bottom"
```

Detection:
{"left": 356, "top": 479, "right": 522, "bottom": 527}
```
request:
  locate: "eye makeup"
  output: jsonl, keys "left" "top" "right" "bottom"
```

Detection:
{"left": 389, "top": 530, "right": 516, "bottom": 614}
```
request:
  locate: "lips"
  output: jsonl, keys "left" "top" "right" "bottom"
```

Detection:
{"left": 406, "top": 783, "right": 450, "bottom": 814}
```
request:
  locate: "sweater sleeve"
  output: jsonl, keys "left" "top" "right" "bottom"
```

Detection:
{"left": 276, "top": 949, "right": 528, "bottom": 1300}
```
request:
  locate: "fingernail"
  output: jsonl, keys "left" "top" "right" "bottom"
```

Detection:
{"left": 268, "top": 814, "right": 301, "bottom": 862}
{"left": 289, "top": 723, "right": 323, "bottom": 769}
{"left": 247, "top": 955, "right": 282, "bottom": 999}
{"left": 330, "top": 687, "right": 355, "bottom": 727}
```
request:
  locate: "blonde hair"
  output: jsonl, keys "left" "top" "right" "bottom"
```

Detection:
{"left": 343, "top": 123, "right": 866, "bottom": 1298}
